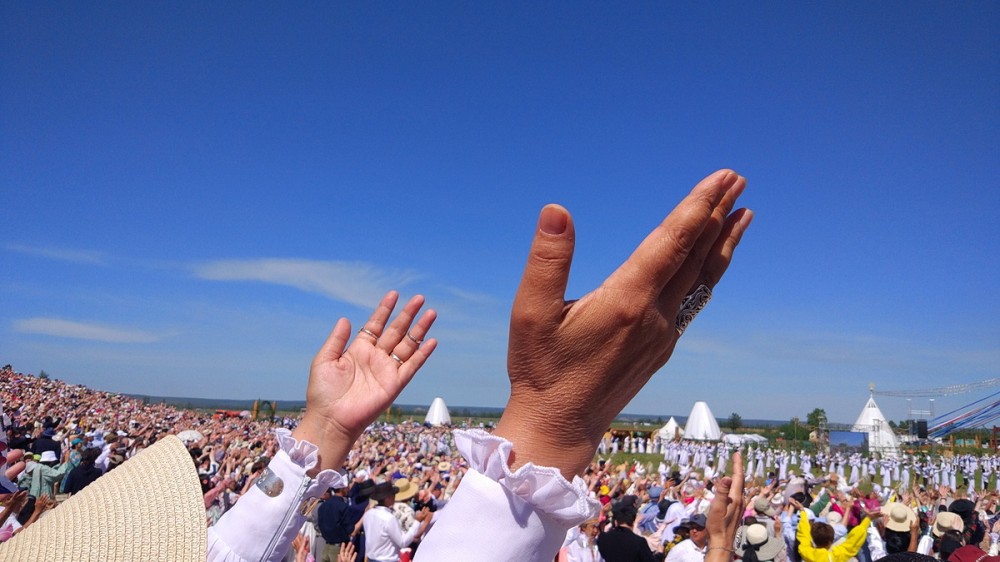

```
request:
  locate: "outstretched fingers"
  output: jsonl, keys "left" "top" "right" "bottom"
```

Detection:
{"left": 314, "top": 317, "right": 353, "bottom": 365}
{"left": 397, "top": 338, "right": 438, "bottom": 386}
{"left": 660, "top": 175, "right": 746, "bottom": 305}
{"left": 390, "top": 307, "right": 437, "bottom": 362}
{"left": 378, "top": 294, "right": 427, "bottom": 354}
{"left": 608, "top": 170, "right": 742, "bottom": 295}
{"left": 356, "top": 291, "right": 400, "bottom": 344}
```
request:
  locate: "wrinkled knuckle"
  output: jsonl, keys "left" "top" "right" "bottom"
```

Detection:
{"left": 658, "top": 222, "right": 701, "bottom": 257}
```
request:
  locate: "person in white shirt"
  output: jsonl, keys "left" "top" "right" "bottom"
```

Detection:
{"left": 666, "top": 514, "right": 709, "bottom": 562}
{"left": 361, "top": 481, "right": 430, "bottom": 562}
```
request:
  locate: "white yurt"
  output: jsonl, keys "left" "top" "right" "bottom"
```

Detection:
{"left": 852, "top": 392, "right": 899, "bottom": 458}
{"left": 424, "top": 397, "right": 452, "bottom": 426}
{"left": 684, "top": 401, "right": 722, "bottom": 441}
{"left": 658, "top": 417, "right": 684, "bottom": 441}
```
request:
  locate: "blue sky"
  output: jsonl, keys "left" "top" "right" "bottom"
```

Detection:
{"left": 2, "top": 3, "right": 997, "bottom": 425}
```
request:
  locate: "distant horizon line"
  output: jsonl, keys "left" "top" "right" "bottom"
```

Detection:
{"left": 124, "top": 392, "right": 840, "bottom": 427}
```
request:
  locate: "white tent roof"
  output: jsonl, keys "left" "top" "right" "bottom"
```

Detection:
{"left": 684, "top": 401, "right": 722, "bottom": 441}
{"left": 852, "top": 393, "right": 899, "bottom": 458}
{"left": 424, "top": 397, "right": 452, "bottom": 426}
{"left": 722, "top": 433, "right": 768, "bottom": 446}
{"left": 658, "top": 417, "right": 684, "bottom": 440}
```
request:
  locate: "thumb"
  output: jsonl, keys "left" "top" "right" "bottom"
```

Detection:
{"left": 511, "top": 204, "right": 576, "bottom": 326}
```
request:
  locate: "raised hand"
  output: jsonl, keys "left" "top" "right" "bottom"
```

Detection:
{"left": 707, "top": 452, "right": 745, "bottom": 562}
{"left": 496, "top": 170, "right": 751, "bottom": 477}
{"left": 338, "top": 541, "right": 357, "bottom": 562}
{"left": 293, "top": 291, "right": 438, "bottom": 474}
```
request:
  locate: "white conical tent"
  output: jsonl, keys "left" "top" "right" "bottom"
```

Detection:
{"left": 424, "top": 397, "right": 452, "bottom": 426}
{"left": 658, "top": 417, "right": 684, "bottom": 440}
{"left": 852, "top": 393, "right": 899, "bottom": 458}
{"left": 684, "top": 401, "right": 722, "bottom": 440}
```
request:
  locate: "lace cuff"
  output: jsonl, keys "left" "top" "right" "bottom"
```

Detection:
{"left": 453, "top": 429, "right": 599, "bottom": 526}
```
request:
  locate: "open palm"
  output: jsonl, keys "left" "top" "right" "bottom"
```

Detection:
{"left": 294, "top": 291, "right": 437, "bottom": 473}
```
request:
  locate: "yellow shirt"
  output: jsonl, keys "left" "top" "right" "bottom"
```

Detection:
{"left": 796, "top": 509, "right": 870, "bottom": 562}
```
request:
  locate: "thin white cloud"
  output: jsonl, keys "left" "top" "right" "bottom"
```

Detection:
{"left": 5, "top": 243, "right": 107, "bottom": 265}
{"left": 192, "top": 258, "right": 421, "bottom": 308}
{"left": 13, "top": 318, "right": 160, "bottom": 343}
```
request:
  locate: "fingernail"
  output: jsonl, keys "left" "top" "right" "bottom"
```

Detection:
{"left": 739, "top": 209, "right": 754, "bottom": 229}
{"left": 538, "top": 205, "right": 568, "bottom": 235}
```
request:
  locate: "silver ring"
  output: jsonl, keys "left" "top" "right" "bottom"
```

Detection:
{"left": 406, "top": 332, "right": 423, "bottom": 345}
{"left": 358, "top": 328, "right": 379, "bottom": 340}
{"left": 675, "top": 284, "right": 712, "bottom": 336}
{"left": 390, "top": 353, "right": 404, "bottom": 365}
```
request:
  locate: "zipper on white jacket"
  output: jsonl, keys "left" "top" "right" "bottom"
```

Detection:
{"left": 259, "top": 476, "right": 313, "bottom": 561}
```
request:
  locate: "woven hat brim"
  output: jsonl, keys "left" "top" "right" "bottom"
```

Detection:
{"left": 0, "top": 435, "right": 205, "bottom": 562}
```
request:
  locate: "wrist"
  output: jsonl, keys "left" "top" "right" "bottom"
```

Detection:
{"left": 494, "top": 403, "right": 597, "bottom": 479}
{"left": 291, "top": 415, "right": 356, "bottom": 476}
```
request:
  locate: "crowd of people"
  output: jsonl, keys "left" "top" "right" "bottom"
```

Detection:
{"left": 4, "top": 361, "right": 1000, "bottom": 562}
{"left": 4, "top": 170, "right": 992, "bottom": 562}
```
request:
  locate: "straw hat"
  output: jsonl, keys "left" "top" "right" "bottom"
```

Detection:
{"left": 0, "top": 435, "right": 204, "bottom": 562}
{"left": 882, "top": 502, "right": 917, "bottom": 533}
{"left": 394, "top": 478, "right": 419, "bottom": 502}
{"left": 932, "top": 511, "right": 965, "bottom": 537}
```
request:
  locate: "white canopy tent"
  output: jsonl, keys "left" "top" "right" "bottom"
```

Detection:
{"left": 424, "top": 397, "right": 452, "bottom": 426}
{"left": 722, "top": 433, "right": 768, "bottom": 446}
{"left": 684, "top": 401, "right": 722, "bottom": 441}
{"left": 852, "top": 393, "right": 900, "bottom": 458}
{"left": 657, "top": 417, "right": 684, "bottom": 441}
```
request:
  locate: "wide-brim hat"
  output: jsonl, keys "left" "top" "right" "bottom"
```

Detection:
{"left": 371, "top": 481, "right": 400, "bottom": 501}
{"left": 735, "top": 523, "right": 784, "bottom": 561}
{"left": 753, "top": 497, "right": 775, "bottom": 516}
{"left": 883, "top": 502, "right": 917, "bottom": 533}
{"left": 933, "top": 511, "right": 965, "bottom": 537}
{"left": 394, "top": 478, "right": 418, "bottom": 501}
{"left": 0, "top": 435, "right": 204, "bottom": 562}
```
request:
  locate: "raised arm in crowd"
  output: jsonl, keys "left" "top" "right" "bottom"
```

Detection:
{"left": 207, "top": 169, "right": 752, "bottom": 561}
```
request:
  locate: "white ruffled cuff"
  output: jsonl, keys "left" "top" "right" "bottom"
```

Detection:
{"left": 453, "top": 428, "right": 599, "bottom": 526}
{"left": 273, "top": 428, "right": 347, "bottom": 493}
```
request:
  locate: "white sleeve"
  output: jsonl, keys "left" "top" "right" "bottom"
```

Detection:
{"left": 414, "top": 429, "right": 599, "bottom": 562}
{"left": 206, "top": 428, "right": 346, "bottom": 562}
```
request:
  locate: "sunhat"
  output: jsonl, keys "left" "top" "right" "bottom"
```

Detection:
{"left": 371, "top": 481, "right": 400, "bottom": 501}
{"left": 932, "top": 511, "right": 965, "bottom": 537}
{"left": 735, "top": 523, "right": 784, "bottom": 561}
{"left": 882, "top": 502, "right": 917, "bottom": 533}
{"left": 753, "top": 496, "right": 775, "bottom": 516}
{"left": 394, "top": 478, "right": 419, "bottom": 502}
{"left": 0, "top": 435, "right": 204, "bottom": 562}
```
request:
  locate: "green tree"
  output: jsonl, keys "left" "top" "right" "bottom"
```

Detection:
{"left": 806, "top": 408, "right": 827, "bottom": 429}
{"left": 38, "top": 370, "right": 49, "bottom": 379}
{"left": 728, "top": 412, "right": 743, "bottom": 431}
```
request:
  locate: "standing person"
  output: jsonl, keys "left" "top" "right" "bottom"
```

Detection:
{"left": 793, "top": 498, "right": 880, "bottom": 562}
{"left": 317, "top": 483, "right": 360, "bottom": 562}
{"left": 665, "top": 514, "right": 709, "bottom": 562}
{"left": 30, "top": 427, "right": 61, "bottom": 460}
{"left": 361, "top": 482, "right": 431, "bottom": 562}
{"left": 597, "top": 498, "right": 656, "bottom": 562}
{"left": 565, "top": 519, "right": 604, "bottom": 562}
{"left": 61, "top": 447, "right": 102, "bottom": 496}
